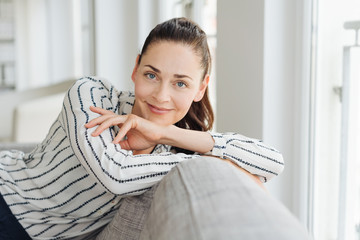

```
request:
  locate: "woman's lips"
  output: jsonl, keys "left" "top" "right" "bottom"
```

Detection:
{"left": 147, "top": 103, "right": 171, "bottom": 114}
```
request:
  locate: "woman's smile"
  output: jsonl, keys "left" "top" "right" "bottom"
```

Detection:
{"left": 147, "top": 103, "right": 172, "bottom": 115}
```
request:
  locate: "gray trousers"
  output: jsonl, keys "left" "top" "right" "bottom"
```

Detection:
{"left": 96, "top": 156, "right": 311, "bottom": 240}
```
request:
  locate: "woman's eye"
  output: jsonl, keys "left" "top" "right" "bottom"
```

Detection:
{"left": 146, "top": 73, "right": 156, "bottom": 80}
{"left": 176, "top": 82, "right": 187, "bottom": 88}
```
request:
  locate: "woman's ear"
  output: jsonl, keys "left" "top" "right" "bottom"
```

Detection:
{"left": 194, "top": 74, "right": 210, "bottom": 102}
{"left": 131, "top": 55, "right": 141, "bottom": 83}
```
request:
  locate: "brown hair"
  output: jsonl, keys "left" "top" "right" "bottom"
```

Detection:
{"left": 138, "top": 18, "right": 214, "bottom": 135}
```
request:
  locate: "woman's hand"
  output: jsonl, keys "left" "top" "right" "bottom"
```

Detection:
{"left": 85, "top": 106, "right": 215, "bottom": 154}
{"left": 85, "top": 106, "right": 164, "bottom": 152}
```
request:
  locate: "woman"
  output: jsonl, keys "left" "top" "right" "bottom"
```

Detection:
{"left": 0, "top": 18, "right": 284, "bottom": 239}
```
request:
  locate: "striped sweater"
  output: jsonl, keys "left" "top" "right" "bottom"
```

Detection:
{"left": 0, "top": 77, "right": 284, "bottom": 239}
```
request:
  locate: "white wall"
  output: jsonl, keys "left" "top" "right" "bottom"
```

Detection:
{"left": 216, "top": 0, "right": 265, "bottom": 139}
{"left": 216, "top": 0, "right": 312, "bottom": 231}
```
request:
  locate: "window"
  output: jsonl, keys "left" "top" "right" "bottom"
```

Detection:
{"left": 312, "top": 0, "right": 360, "bottom": 239}
{"left": 337, "top": 24, "right": 360, "bottom": 240}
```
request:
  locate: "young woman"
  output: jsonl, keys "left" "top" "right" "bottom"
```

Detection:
{"left": 0, "top": 18, "right": 284, "bottom": 239}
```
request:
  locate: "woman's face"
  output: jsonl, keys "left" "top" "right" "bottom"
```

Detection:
{"left": 131, "top": 41, "right": 209, "bottom": 126}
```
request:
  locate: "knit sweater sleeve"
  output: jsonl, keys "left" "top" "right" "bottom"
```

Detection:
{"left": 60, "top": 77, "right": 197, "bottom": 195}
{"left": 208, "top": 132, "right": 284, "bottom": 182}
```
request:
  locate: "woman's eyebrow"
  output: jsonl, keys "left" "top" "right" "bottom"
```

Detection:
{"left": 144, "top": 65, "right": 161, "bottom": 73}
{"left": 174, "top": 74, "right": 193, "bottom": 81}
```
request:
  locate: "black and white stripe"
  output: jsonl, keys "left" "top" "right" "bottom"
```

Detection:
{"left": 0, "top": 77, "right": 284, "bottom": 239}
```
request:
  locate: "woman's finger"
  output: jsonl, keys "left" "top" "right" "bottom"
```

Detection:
{"left": 92, "top": 116, "right": 126, "bottom": 136}
{"left": 86, "top": 106, "right": 116, "bottom": 127}
{"left": 89, "top": 106, "right": 114, "bottom": 115}
{"left": 112, "top": 117, "right": 133, "bottom": 143}
{"left": 85, "top": 114, "right": 115, "bottom": 128}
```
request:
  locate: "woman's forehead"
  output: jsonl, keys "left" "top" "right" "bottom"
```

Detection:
{"left": 141, "top": 42, "right": 201, "bottom": 66}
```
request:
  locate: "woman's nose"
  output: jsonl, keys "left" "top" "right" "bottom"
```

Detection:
{"left": 153, "top": 84, "right": 171, "bottom": 102}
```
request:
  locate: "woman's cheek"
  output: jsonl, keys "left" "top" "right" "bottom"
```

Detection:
{"left": 135, "top": 80, "right": 152, "bottom": 99}
{"left": 175, "top": 93, "right": 195, "bottom": 112}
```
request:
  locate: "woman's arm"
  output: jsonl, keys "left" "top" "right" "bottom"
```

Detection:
{"left": 159, "top": 125, "right": 214, "bottom": 153}
{"left": 88, "top": 104, "right": 284, "bottom": 182}
{"left": 208, "top": 132, "right": 284, "bottom": 182}
{"left": 159, "top": 127, "right": 284, "bottom": 182}
{"left": 160, "top": 126, "right": 267, "bottom": 187}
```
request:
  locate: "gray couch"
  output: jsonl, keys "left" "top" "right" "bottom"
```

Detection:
{"left": 0, "top": 143, "right": 312, "bottom": 240}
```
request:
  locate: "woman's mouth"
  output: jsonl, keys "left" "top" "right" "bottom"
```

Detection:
{"left": 147, "top": 103, "right": 171, "bottom": 114}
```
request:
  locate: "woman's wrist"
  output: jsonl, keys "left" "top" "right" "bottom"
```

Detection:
{"left": 160, "top": 125, "right": 214, "bottom": 153}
